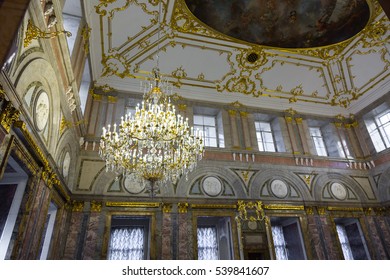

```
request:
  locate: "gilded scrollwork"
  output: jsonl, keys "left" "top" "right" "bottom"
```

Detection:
{"left": 91, "top": 201, "right": 103, "bottom": 212}
{"left": 236, "top": 200, "right": 265, "bottom": 222}
{"left": 177, "top": 202, "right": 188, "bottom": 213}
{"left": 0, "top": 100, "right": 20, "bottom": 133}
{"left": 72, "top": 201, "right": 84, "bottom": 212}
{"left": 81, "top": 24, "right": 92, "bottom": 55}
{"left": 162, "top": 203, "right": 172, "bottom": 213}
{"left": 170, "top": 0, "right": 230, "bottom": 41}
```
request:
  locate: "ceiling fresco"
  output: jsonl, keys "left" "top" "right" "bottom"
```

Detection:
{"left": 184, "top": 0, "right": 370, "bottom": 48}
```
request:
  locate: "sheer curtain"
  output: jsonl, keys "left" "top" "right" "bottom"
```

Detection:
{"left": 271, "top": 226, "right": 288, "bottom": 260}
{"left": 108, "top": 227, "right": 144, "bottom": 260}
{"left": 197, "top": 227, "right": 218, "bottom": 260}
{"left": 336, "top": 225, "right": 354, "bottom": 260}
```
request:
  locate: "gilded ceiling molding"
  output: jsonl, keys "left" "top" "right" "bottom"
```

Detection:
{"left": 23, "top": 19, "right": 71, "bottom": 48}
{"left": 95, "top": 0, "right": 165, "bottom": 78}
{"left": 91, "top": 0, "right": 388, "bottom": 110}
{"left": 170, "top": 0, "right": 231, "bottom": 41}
{"left": 60, "top": 117, "right": 85, "bottom": 134}
{"left": 81, "top": 24, "right": 92, "bottom": 55}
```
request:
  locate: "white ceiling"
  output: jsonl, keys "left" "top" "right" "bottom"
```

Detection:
{"left": 83, "top": 0, "right": 390, "bottom": 117}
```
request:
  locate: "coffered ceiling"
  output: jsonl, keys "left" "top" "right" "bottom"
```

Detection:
{"left": 83, "top": 0, "right": 390, "bottom": 117}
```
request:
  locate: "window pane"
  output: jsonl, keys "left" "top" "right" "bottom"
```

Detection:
{"left": 203, "top": 116, "right": 216, "bottom": 126}
{"left": 264, "top": 132, "right": 273, "bottom": 142}
{"left": 370, "top": 130, "right": 386, "bottom": 152}
{"left": 381, "top": 123, "right": 390, "bottom": 146}
{"left": 193, "top": 115, "right": 203, "bottom": 125}
{"left": 197, "top": 227, "right": 218, "bottom": 260}
{"left": 260, "top": 122, "right": 271, "bottom": 131}
{"left": 206, "top": 127, "right": 217, "bottom": 138}
{"left": 378, "top": 113, "right": 390, "bottom": 125}
{"left": 208, "top": 138, "right": 218, "bottom": 147}
{"left": 255, "top": 121, "right": 275, "bottom": 152}
{"left": 265, "top": 142, "right": 276, "bottom": 152}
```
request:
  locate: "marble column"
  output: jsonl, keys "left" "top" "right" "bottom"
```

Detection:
{"left": 240, "top": 112, "right": 252, "bottom": 150}
{"left": 63, "top": 201, "right": 85, "bottom": 259}
{"left": 295, "top": 118, "right": 310, "bottom": 155}
{"left": 19, "top": 176, "right": 47, "bottom": 259}
{"left": 284, "top": 116, "right": 300, "bottom": 155}
{"left": 27, "top": 185, "right": 51, "bottom": 259}
{"left": 345, "top": 122, "right": 363, "bottom": 158}
{"left": 363, "top": 214, "right": 389, "bottom": 259}
{"left": 161, "top": 204, "right": 173, "bottom": 259}
{"left": 83, "top": 201, "right": 102, "bottom": 260}
{"left": 87, "top": 94, "right": 102, "bottom": 135}
{"left": 316, "top": 208, "right": 343, "bottom": 260}
{"left": 304, "top": 209, "right": 327, "bottom": 260}
{"left": 177, "top": 203, "right": 193, "bottom": 259}
{"left": 228, "top": 110, "right": 240, "bottom": 149}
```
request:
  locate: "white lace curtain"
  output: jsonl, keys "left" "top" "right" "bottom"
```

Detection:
{"left": 108, "top": 227, "right": 144, "bottom": 260}
{"left": 271, "top": 226, "right": 288, "bottom": 260}
{"left": 197, "top": 227, "right": 218, "bottom": 260}
{"left": 336, "top": 225, "right": 354, "bottom": 260}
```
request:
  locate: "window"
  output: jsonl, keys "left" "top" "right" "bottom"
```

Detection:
{"left": 365, "top": 111, "right": 390, "bottom": 152}
{"left": 335, "top": 218, "right": 370, "bottom": 260}
{"left": 197, "top": 216, "right": 233, "bottom": 260}
{"left": 270, "top": 217, "right": 306, "bottom": 260}
{"left": 108, "top": 216, "right": 150, "bottom": 260}
{"left": 309, "top": 127, "right": 327, "bottom": 156}
{"left": 255, "top": 121, "right": 276, "bottom": 152}
{"left": 194, "top": 115, "right": 219, "bottom": 147}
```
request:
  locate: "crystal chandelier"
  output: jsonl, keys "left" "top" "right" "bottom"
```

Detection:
{"left": 99, "top": 2, "right": 204, "bottom": 195}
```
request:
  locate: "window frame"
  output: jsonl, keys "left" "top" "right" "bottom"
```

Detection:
{"left": 269, "top": 217, "right": 307, "bottom": 260}
{"left": 366, "top": 110, "right": 390, "bottom": 152}
{"left": 103, "top": 212, "right": 156, "bottom": 260}
{"left": 193, "top": 114, "right": 220, "bottom": 148}
{"left": 309, "top": 127, "right": 328, "bottom": 156}
{"left": 254, "top": 121, "right": 276, "bottom": 152}
{"left": 334, "top": 218, "right": 370, "bottom": 260}
{"left": 193, "top": 212, "right": 239, "bottom": 260}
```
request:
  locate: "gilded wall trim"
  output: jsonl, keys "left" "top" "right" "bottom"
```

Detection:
{"left": 263, "top": 204, "right": 305, "bottom": 211}
{"left": 191, "top": 204, "right": 236, "bottom": 209}
{"left": 105, "top": 201, "right": 160, "bottom": 208}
